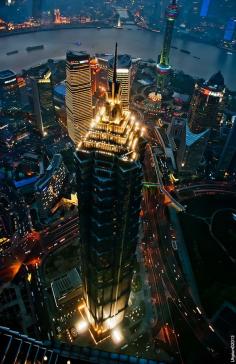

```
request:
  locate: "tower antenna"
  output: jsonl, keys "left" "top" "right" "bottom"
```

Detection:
{"left": 113, "top": 42, "right": 118, "bottom": 84}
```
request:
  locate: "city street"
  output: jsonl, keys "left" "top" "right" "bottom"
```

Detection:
{"left": 141, "top": 133, "right": 227, "bottom": 362}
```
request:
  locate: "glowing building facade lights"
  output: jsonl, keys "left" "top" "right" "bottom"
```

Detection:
{"left": 111, "top": 328, "right": 123, "bottom": 344}
{"left": 35, "top": 154, "right": 68, "bottom": 218}
{"left": 108, "top": 54, "right": 132, "bottom": 111}
{"left": 66, "top": 51, "right": 93, "bottom": 145}
{"left": 75, "top": 44, "right": 143, "bottom": 341}
{"left": 189, "top": 71, "right": 225, "bottom": 134}
{"left": 0, "top": 69, "right": 21, "bottom": 112}
{"left": 75, "top": 320, "right": 88, "bottom": 333}
{"left": 178, "top": 71, "right": 225, "bottom": 174}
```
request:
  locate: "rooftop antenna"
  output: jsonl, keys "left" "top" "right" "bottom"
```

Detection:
{"left": 111, "top": 42, "right": 118, "bottom": 101}
{"left": 113, "top": 42, "right": 118, "bottom": 84}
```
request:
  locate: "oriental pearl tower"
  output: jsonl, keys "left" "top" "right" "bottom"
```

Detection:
{"left": 156, "top": 0, "right": 179, "bottom": 94}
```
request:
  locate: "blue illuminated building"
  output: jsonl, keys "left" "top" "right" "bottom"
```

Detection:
{"left": 200, "top": 0, "right": 211, "bottom": 17}
{"left": 177, "top": 121, "right": 210, "bottom": 174}
{"left": 224, "top": 18, "right": 236, "bottom": 41}
{"left": 217, "top": 116, "right": 236, "bottom": 172}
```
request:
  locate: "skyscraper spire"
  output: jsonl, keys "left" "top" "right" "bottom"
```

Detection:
{"left": 156, "top": 0, "right": 179, "bottom": 93}
{"left": 109, "top": 42, "right": 121, "bottom": 103}
{"left": 113, "top": 42, "right": 118, "bottom": 84}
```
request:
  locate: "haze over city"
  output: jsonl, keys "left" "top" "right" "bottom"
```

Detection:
{"left": 0, "top": 1, "right": 235, "bottom": 364}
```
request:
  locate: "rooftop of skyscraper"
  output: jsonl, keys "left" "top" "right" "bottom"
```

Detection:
{"left": 0, "top": 69, "right": 16, "bottom": 81}
{"left": 79, "top": 44, "right": 144, "bottom": 162}
{"left": 205, "top": 71, "right": 225, "bottom": 90}
{"left": 66, "top": 50, "right": 90, "bottom": 61}
{"left": 108, "top": 54, "right": 132, "bottom": 69}
{"left": 186, "top": 123, "right": 209, "bottom": 147}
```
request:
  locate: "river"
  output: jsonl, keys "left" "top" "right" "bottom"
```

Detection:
{"left": 0, "top": 26, "right": 235, "bottom": 90}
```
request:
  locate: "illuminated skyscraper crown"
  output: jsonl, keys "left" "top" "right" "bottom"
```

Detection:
{"left": 107, "top": 42, "right": 122, "bottom": 107}
{"left": 80, "top": 43, "right": 144, "bottom": 161}
{"left": 156, "top": 0, "right": 179, "bottom": 92}
{"left": 205, "top": 71, "right": 225, "bottom": 91}
{"left": 165, "top": 0, "right": 178, "bottom": 21}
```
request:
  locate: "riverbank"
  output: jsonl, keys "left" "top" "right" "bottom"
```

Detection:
{"left": 0, "top": 23, "right": 113, "bottom": 38}
{"left": 1, "top": 21, "right": 234, "bottom": 54}
{"left": 0, "top": 27, "right": 235, "bottom": 90}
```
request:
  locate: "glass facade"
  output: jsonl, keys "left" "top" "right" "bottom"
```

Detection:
{"left": 0, "top": 70, "right": 21, "bottom": 112}
{"left": 189, "top": 72, "right": 225, "bottom": 134}
{"left": 31, "top": 68, "right": 56, "bottom": 137}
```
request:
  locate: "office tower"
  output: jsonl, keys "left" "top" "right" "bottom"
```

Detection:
{"left": 40, "top": 213, "right": 79, "bottom": 257}
{"left": 177, "top": 120, "right": 209, "bottom": 174}
{"left": 200, "top": 0, "right": 212, "bottom": 17}
{"left": 35, "top": 154, "right": 68, "bottom": 220}
{"left": 180, "top": 0, "right": 205, "bottom": 26}
{"left": 168, "top": 116, "right": 186, "bottom": 147}
{"left": 75, "top": 44, "right": 143, "bottom": 341}
{"left": 224, "top": 18, "right": 236, "bottom": 41}
{"left": 189, "top": 71, "right": 225, "bottom": 134}
{"left": 160, "top": 0, "right": 171, "bottom": 20}
{"left": 0, "top": 70, "right": 21, "bottom": 112}
{"left": 0, "top": 183, "right": 16, "bottom": 242}
{"left": 66, "top": 51, "right": 93, "bottom": 145}
{"left": 31, "top": 68, "right": 56, "bottom": 137}
{"left": 32, "top": 0, "right": 42, "bottom": 20}
{"left": 156, "top": 0, "right": 179, "bottom": 93}
{"left": 217, "top": 116, "right": 236, "bottom": 172}
{"left": 149, "top": 0, "right": 164, "bottom": 26}
{"left": 108, "top": 54, "right": 132, "bottom": 111}
{"left": 0, "top": 273, "right": 36, "bottom": 335}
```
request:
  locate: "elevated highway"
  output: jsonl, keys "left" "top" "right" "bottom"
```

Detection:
{"left": 144, "top": 144, "right": 186, "bottom": 212}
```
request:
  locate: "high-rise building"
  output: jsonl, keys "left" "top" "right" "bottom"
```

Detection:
{"left": 200, "top": 0, "right": 212, "bottom": 17}
{"left": 149, "top": 1, "right": 161, "bottom": 27}
{"left": 75, "top": 44, "right": 143, "bottom": 341}
{"left": 217, "top": 116, "right": 236, "bottom": 172}
{"left": 160, "top": 0, "right": 171, "bottom": 20}
{"left": 0, "top": 273, "right": 37, "bottom": 336}
{"left": 31, "top": 68, "right": 56, "bottom": 137}
{"left": 156, "top": 0, "right": 179, "bottom": 93}
{"left": 108, "top": 54, "right": 132, "bottom": 111}
{"left": 32, "top": 0, "right": 42, "bottom": 20}
{"left": 189, "top": 71, "right": 225, "bottom": 134}
{"left": 178, "top": 72, "right": 225, "bottom": 174}
{"left": 0, "top": 70, "right": 21, "bottom": 112}
{"left": 177, "top": 120, "right": 209, "bottom": 174}
{"left": 65, "top": 51, "right": 93, "bottom": 145}
{"left": 224, "top": 18, "right": 236, "bottom": 42}
{"left": 180, "top": 0, "right": 201, "bottom": 25}
{"left": 35, "top": 154, "right": 68, "bottom": 220}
